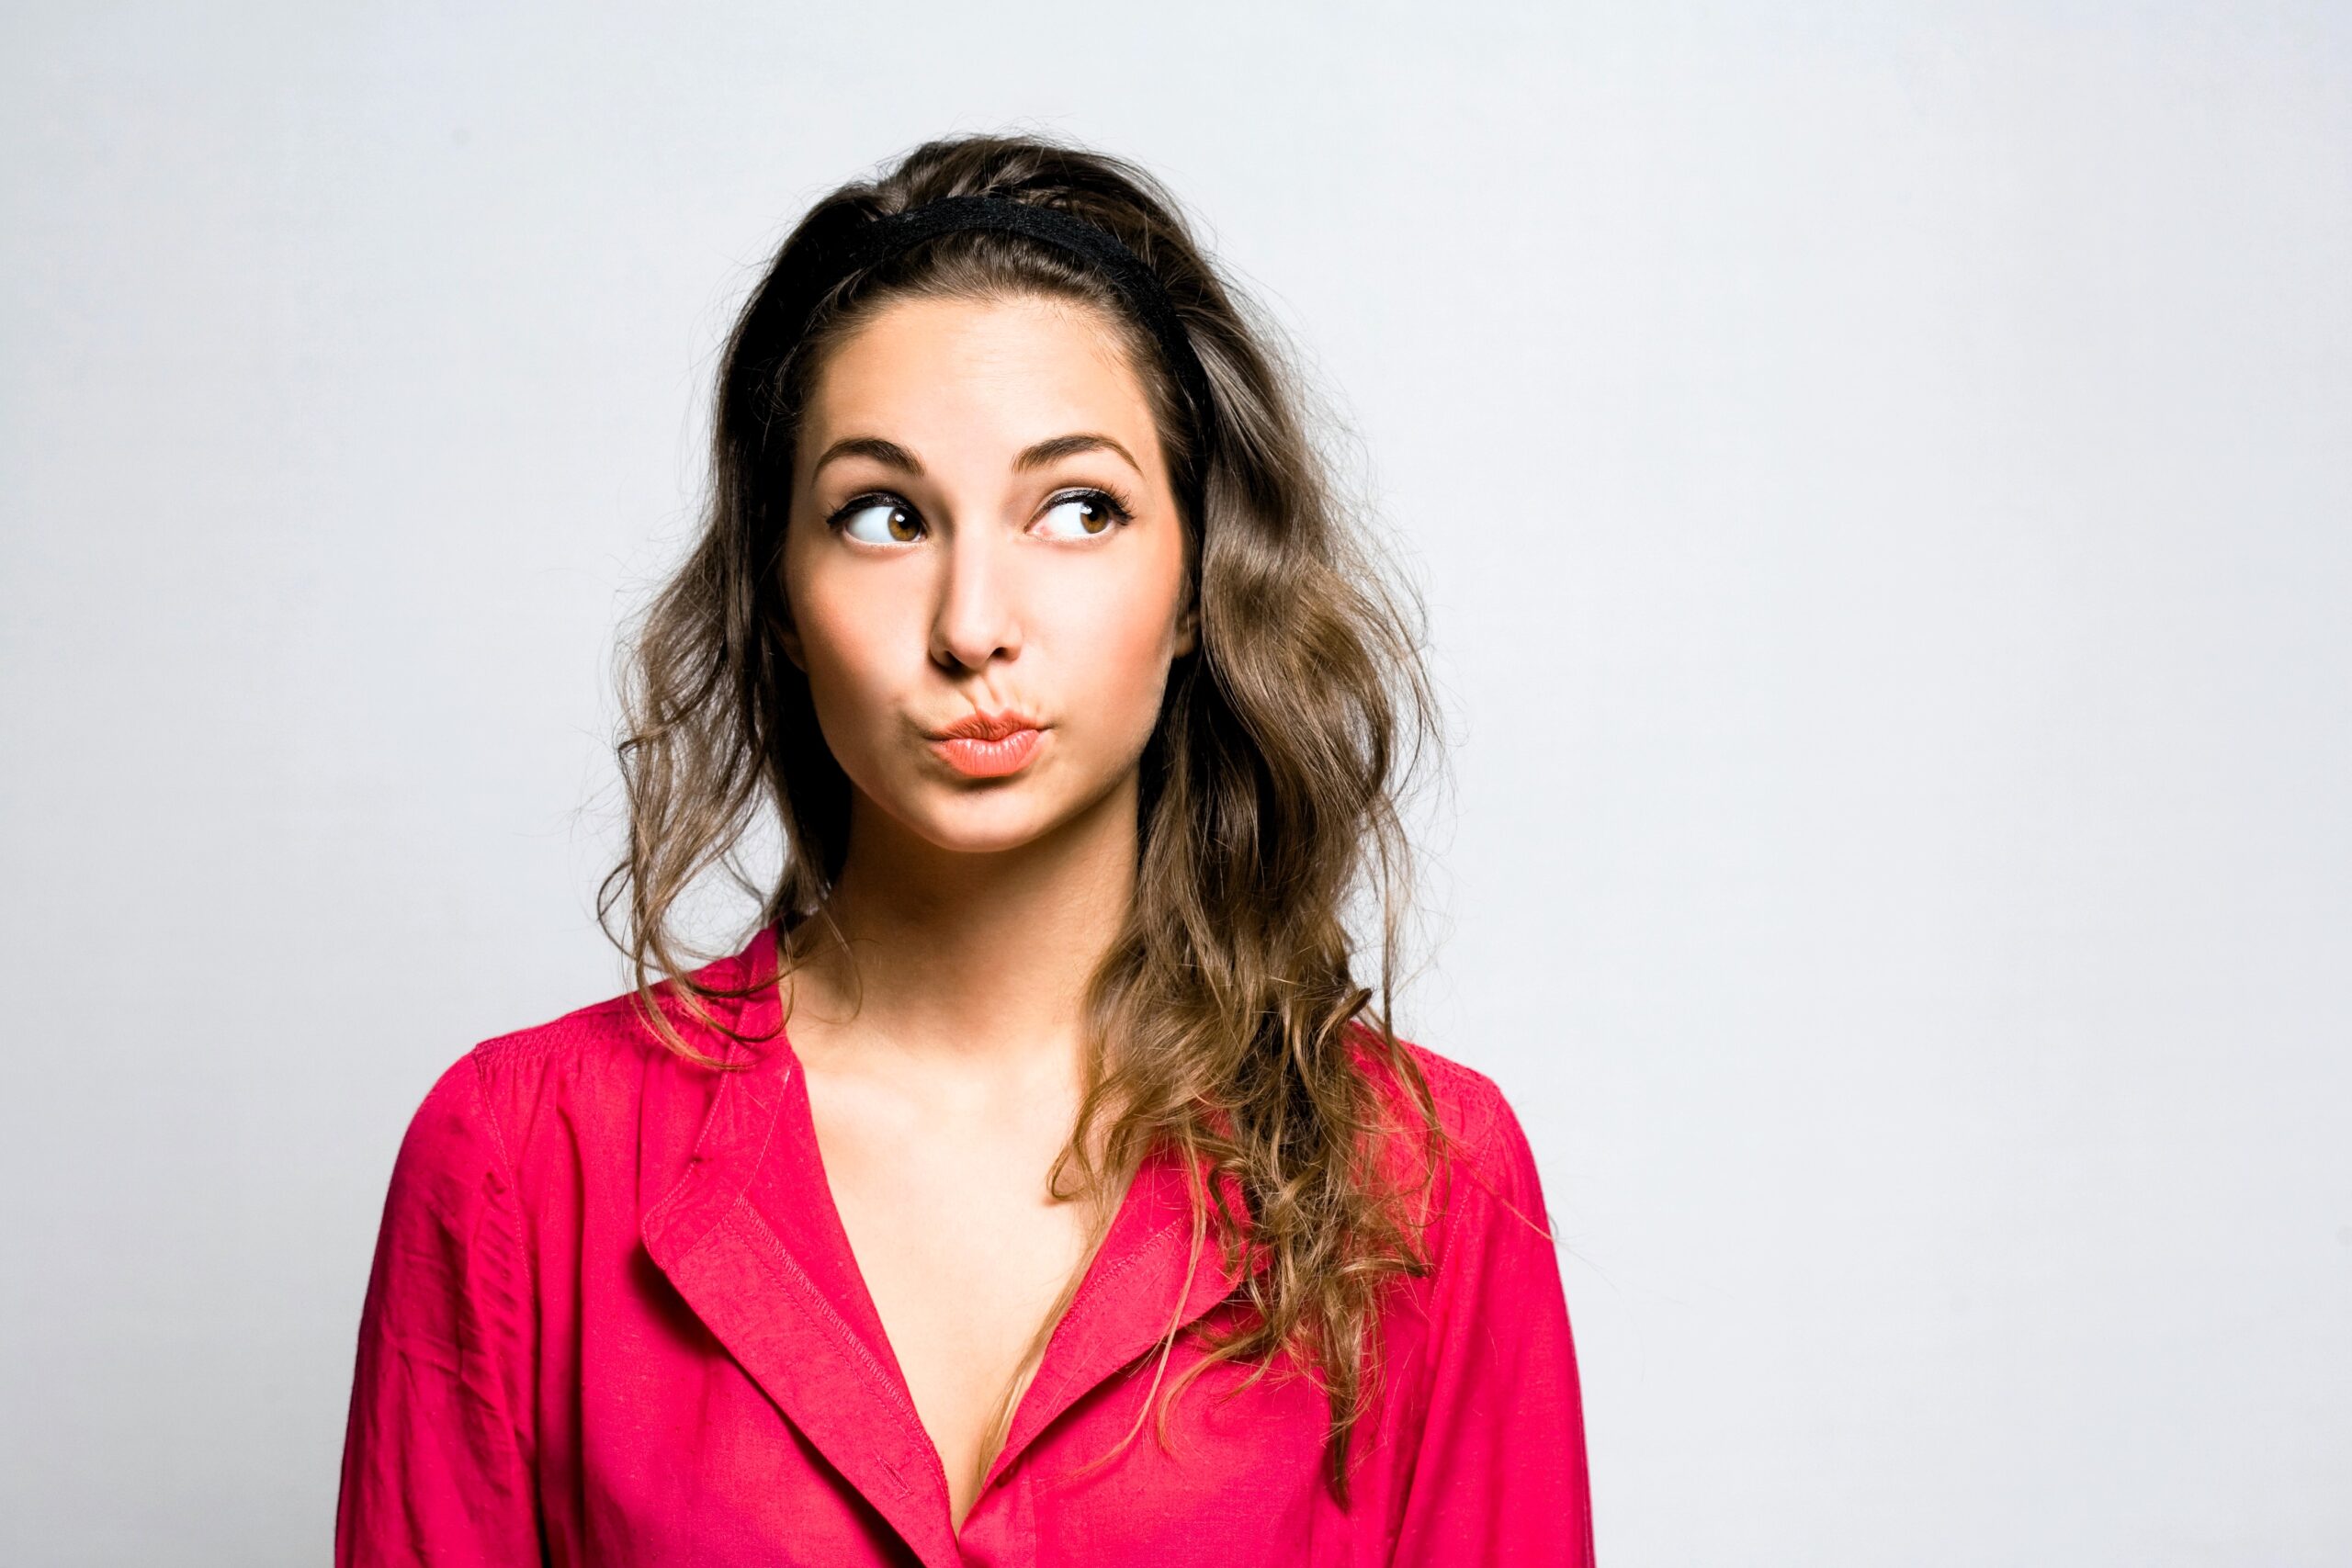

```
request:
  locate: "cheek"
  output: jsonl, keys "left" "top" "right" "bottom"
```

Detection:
{"left": 786, "top": 566, "right": 917, "bottom": 747}
{"left": 1057, "top": 562, "right": 1187, "bottom": 744}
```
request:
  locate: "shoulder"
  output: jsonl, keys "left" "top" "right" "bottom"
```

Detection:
{"left": 1348, "top": 1022, "right": 1542, "bottom": 1199}
{"left": 1342, "top": 1026, "right": 1555, "bottom": 1278}
{"left": 390, "top": 950, "right": 767, "bottom": 1204}
{"left": 462, "top": 989, "right": 683, "bottom": 1161}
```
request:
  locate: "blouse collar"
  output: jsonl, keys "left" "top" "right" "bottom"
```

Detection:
{"left": 641, "top": 923, "right": 1255, "bottom": 1566}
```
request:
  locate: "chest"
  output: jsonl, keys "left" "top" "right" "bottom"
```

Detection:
{"left": 582, "top": 1033, "right": 1419, "bottom": 1565}
{"left": 803, "top": 1060, "right": 1117, "bottom": 1519}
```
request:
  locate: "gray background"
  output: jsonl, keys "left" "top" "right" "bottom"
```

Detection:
{"left": 4, "top": 3, "right": 2346, "bottom": 1563}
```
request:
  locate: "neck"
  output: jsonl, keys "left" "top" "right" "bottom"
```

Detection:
{"left": 786, "top": 773, "right": 1140, "bottom": 1076}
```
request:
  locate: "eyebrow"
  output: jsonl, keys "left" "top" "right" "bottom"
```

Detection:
{"left": 808, "top": 432, "right": 1144, "bottom": 482}
{"left": 809, "top": 436, "right": 922, "bottom": 479}
{"left": 1012, "top": 433, "right": 1143, "bottom": 477}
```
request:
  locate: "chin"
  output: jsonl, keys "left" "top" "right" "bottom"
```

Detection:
{"left": 905, "top": 794, "right": 1067, "bottom": 855}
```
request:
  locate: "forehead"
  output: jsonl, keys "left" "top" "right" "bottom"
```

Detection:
{"left": 801, "top": 293, "right": 1163, "bottom": 468}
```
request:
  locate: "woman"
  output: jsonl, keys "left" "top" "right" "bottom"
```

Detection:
{"left": 337, "top": 132, "right": 1595, "bottom": 1566}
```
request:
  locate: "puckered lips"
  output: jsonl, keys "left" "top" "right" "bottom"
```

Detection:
{"left": 925, "top": 708, "right": 1047, "bottom": 778}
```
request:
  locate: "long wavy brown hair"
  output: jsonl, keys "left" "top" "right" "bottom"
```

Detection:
{"left": 599, "top": 130, "right": 1457, "bottom": 1503}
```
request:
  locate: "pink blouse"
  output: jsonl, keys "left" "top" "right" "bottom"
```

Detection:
{"left": 337, "top": 926, "right": 1596, "bottom": 1565}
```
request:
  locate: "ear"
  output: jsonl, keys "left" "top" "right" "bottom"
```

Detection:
{"left": 1172, "top": 570, "right": 1203, "bottom": 657}
{"left": 771, "top": 605, "right": 808, "bottom": 673}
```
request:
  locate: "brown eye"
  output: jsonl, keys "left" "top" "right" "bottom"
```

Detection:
{"left": 835, "top": 499, "right": 923, "bottom": 544}
{"left": 1036, "top": 491, "right": 1128, "bottom": 539}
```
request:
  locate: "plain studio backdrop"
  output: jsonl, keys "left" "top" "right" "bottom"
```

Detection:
{"left": 3, "top": 4, "right": 2346, "bottom": 1563}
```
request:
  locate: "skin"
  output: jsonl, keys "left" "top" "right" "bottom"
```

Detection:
{"left": 774, "top": 291, "right": 1197, "bottom": 1530}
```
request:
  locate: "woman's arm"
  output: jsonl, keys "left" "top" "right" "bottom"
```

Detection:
{"left": 336, "top": 1054, "right": 542, "bottom": 1567}
{"left": 1388, "top": 1080, "right": 1597, "bottom": 1566}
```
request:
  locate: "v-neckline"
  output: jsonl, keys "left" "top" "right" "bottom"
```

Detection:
{"left": 778, "top": 1025, "right": 1146, "bottom": 1533}
{"left": 640, "top": 922, "right": 1261, "bottom": 1565}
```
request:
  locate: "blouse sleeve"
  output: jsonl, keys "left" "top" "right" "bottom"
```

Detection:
{"left": 1388, "top": 1083, "right": 1597, "bottom": 1566}
{"left": 336, "top": 1054, "right": 542, "bottom": 1567}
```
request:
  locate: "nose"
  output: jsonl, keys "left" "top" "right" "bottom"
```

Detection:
{"left": 931, "top": 513, "right": 1023, "bottom": 671}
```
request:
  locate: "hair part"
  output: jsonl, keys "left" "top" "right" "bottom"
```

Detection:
{"left": 600, "top": 130, "right": 1457, "bottom": 1505}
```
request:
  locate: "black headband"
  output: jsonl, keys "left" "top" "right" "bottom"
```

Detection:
{"left": 767, "top": 195, "right": 1217, "bottom": 450}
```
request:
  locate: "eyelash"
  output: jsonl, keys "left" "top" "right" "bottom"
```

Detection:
{"left": 822, "top": 485, "right": 1137, "bottom": 539}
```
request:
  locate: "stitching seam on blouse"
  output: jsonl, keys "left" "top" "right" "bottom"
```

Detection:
{"left": 1028, "top": 1213, "right": 1193, "bottom": 1417}
{"left": 722, "top": 1200, "right": 955, "bottom": 1504}
{"left": 464, "top": 1050, "right": 538, "bottom": 1313}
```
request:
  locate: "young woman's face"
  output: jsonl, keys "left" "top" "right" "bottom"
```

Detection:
{"left": 779, "top": 292, "right": 1196, "bottom": 856}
